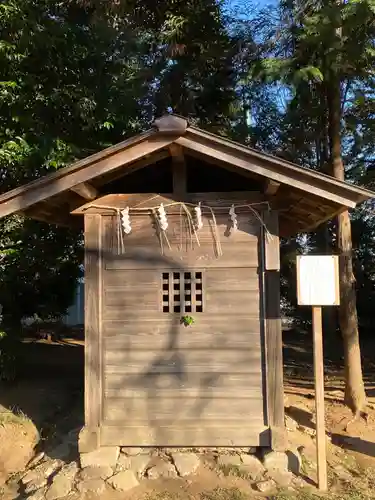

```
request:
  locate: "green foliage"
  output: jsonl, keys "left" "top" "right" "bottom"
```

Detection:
{"left": 181, "top": 315, "right": 195, "bottom": 327}
{"left": 0, "top": 0, "right": 374, "bottom": 387}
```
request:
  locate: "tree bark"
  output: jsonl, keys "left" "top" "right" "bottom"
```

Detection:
{"left": 327, "top": 73, "right": 367, "bottom": 414}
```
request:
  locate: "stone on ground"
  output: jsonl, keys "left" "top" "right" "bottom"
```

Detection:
{"left": 45, "top": 462, "right": 78, "bottom": 500}
{"left": 121, "top": 447, "right": 143, "bottom": 456}
{"left": 108, "top": 470, "right": 139, "bottom": 492}
{"left": 293, "top": 476, "right": 306, "bottom": 488}
{"left": 255, "top": 479, "right": 276, "bottom": 492}
{"left": 129, "top": 454, "right": 150, "bottom": 477}
{"left": 239, "top": 455, "right": 265, "bottom": 480}
{"left": 0, "top": 414, "right": 39, "bottom": 477}
{"left": 116, "top": 454, "right": 131, "bottom": 471}
{"left": 76, "top": 478, "right": 106, "bottom": 495}
{"left": 24, "top": 475, "right": 48, "bottom": 495}
{"left": 147, "top": 462, "right": 177, "bottom": 479}
{"left": 267, "top": 469, "right": 294, "bottom": 488}
{"left": 26, "top": 453, "right": 45, "bottom": 470}
{"left": 80, "top": 447, "right": 119, "bottom": 468}
{"left": 78, "top": 465, "right": 113, "bottom": 481}
{"left": 217, "top": 454, "right": 242, "bottom": 467}
{"left": 298, "top": 425, "right": 316, "bottom": 436}
{"left": 262, "top": 451, "right": 288, "bottom": 472}
{"left": 22, "top": 460, "right": 62, "bottom": 485}
{"left": 171, "top": 453, "right": 200, "bottom": 477}
{"left": 27, "top": 487, "right": 47, "bottom": 500}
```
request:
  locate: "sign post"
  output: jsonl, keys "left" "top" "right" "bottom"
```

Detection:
{"left": 296, "top": 255, "right": 340, "bottom": 492}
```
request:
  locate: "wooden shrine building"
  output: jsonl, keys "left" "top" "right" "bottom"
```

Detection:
{"left": 0, "top": 114, "right": 372, "bottom": 452}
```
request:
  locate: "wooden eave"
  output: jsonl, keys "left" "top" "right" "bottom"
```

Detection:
{"left": 0, "top": 113, "right": 372, "bottom": 237}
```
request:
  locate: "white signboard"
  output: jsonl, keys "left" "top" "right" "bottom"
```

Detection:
{"left": 297, "top": 255, "right": 340, "bottom": 306}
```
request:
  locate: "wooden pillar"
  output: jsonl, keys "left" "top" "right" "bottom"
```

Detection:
{"left": 312, "top": 306, "right": 328, "bottom": 491}
{"left": 80, "top": 214, "right": 102, "bottom": 452}
{"left": 170, "top": 143, "right": 187, "bottom": 196}
{"left": 262, "top": 210, "right": 286, "bottom": 450}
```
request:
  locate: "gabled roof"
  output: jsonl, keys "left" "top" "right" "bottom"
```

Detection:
{"left": 0, "top": 114, "right": 372, "bottom": 236}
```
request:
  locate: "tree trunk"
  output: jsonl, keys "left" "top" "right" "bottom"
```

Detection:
{"left": 315, "top": 92, "right": 338, "bottom": 341}
{"left": 327, "top": 73, "right": 367, "bottom": 414}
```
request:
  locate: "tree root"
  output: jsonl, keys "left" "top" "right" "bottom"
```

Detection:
{"left": 343, "top": 410, "right": 370, "bottom": 432}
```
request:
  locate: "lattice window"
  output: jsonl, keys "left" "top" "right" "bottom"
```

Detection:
{"left": 162, "top": 271, "right": 204, "bottom": 313}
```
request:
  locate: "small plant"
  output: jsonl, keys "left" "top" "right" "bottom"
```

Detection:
{"left": 181, "top": 315, "right": 195, "bottom": 327}
{"left": 217, "top": 464, "right": 250, "bottom": 480}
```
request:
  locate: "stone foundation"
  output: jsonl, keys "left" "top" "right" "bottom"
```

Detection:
{"left": 15, "top": 438, "right": 303, "bottom": 500}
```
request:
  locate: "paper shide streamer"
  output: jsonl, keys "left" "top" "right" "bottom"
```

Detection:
{"left": 120, "top": 207, "right": 131, "bottom": 234}
{"left": 193, "top": 202, "right": 203, "bottom": 230}
{"left": 90, "top": 199, "right": 271, "bottom": 258}
{"left": 157, "top": 203, "right": 168, "bottom": 231}
{"left": 229, "top": 204, "right": 238, "bottom": 233}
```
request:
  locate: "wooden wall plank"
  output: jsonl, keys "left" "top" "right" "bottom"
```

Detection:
{"left": 103, "top": 398, "right": 265, "bottom": 422}
{"left": 105, "top": 247, "right": 259, "bottom": 270}
{"left": 101, "top": 424, "right": 270, "bottom": 447}
{"left": 102, "top": 315, "right": 261, "bottom": 332}
{"left": 102, "top": 289, "right": 259, "bottom": 316}
{"left": 103, "top": 328, "right": 261, "bottom": 350}
{"left": 104, "top": 348, "right": 262, "bottom": 370}
{"left": 84, "top": 214, "right": 102, "bottom": 431}
{"left": 104, "top": 373, "right": 264, "bottom": 397}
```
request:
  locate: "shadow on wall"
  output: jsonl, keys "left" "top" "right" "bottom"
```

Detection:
{"left": 91, "top": 246, "right": 229, "bottom": 445}
{"left": 0, "top": 244, "right": 226, "bottom": 453}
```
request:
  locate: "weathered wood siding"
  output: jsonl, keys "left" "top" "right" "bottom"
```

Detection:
{"left": 99, "top": 211, "right": 268, "bottom": 446}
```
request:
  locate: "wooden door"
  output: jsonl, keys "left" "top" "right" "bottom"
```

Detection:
{"left": 100, "top": 212, "right": 268, "bottom": 446}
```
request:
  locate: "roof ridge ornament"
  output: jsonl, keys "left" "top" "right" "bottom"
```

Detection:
{"left": 153, "top": 114, "right": 188, "bottom": 134}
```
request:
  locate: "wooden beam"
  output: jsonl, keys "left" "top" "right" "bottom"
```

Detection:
{"left": 185, "top": 127, "right": 372, "bottom": 204}
{"left": 84, "top": 214, "right": 102, "bottom": 449}
{"left": 261, "top": 211, "right": 286, "bottom": 450}
{"left": 23, "top": 204, "right": 81, "bottom": 228}
{"left": 0, "top": 135, "right": 175, "bottom": 218}
{"left": 264, "top": 179, "right": 280, "bottom": 196}
{"left": 170, "top": 143, "right": 187, "bottom": 196}
{"left": 176, "top": 136, "right": 358, "bottom": 208}
{"left": 70, "top": 182, "right": 98, "bottom": 201}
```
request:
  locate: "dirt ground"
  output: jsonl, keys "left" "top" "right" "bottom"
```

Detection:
{"left": 1, "top": 327, "right": 375, "bottom": 499}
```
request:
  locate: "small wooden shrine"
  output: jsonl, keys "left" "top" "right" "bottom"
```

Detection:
{"left": 0, "top": 114, "right": 372, "bottom": 451}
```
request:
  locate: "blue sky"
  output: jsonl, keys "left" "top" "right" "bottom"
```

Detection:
{"left": 224, "top": 0, "right": 278, "bottom": 22}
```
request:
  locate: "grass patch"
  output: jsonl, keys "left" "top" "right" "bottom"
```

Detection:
{"left": 200, "top": 487, "right": 250, "bottom": 500}
{"left": 0, "top": 407, "right": 31, "bottom": 426}
{"left": 144, "top": 493, "right": 184, "bottom": 500}
{"left": 270, "top": 485, "right": 375, "bottom": 500}
{"left": 217, "top": 464, "right": 250, "bottom": 480}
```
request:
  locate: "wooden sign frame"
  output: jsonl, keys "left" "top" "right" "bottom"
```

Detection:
{"left": 296, "top": 254, "right": 341, "bottom": 492}
{"left": 296, "top": 255, "right": 340, "bottom": 306}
